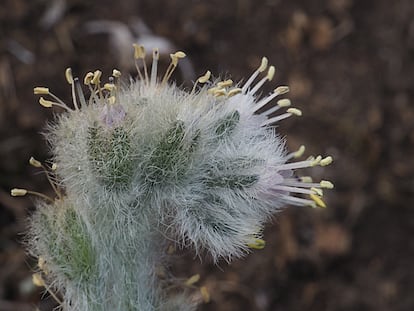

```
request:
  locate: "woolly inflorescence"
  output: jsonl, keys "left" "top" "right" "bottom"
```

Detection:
{"left": 15, "top": 46, "right": 333, "bottom": 311}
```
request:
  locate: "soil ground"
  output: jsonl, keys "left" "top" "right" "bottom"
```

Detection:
{"left": 0, "top": 0, "right": 413, "bottom": 310}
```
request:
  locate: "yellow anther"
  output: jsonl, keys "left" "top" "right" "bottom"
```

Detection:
{"left": 112, "top": 69, "right": 122, "bottom": 78}
{"left": 228, "top": 88, "right": 242, "bottom": 97}
{"left": 84, "top": 72, "right": 94, "bottom": 85}
{"left": 39, "top": 97, "right": 55, "bottom": 108}
{"left": 108, "top": 96, "right": 116, "bottom": 105}
{"left": 320, "top": 180, "right": 334, "bottom": 189}
{"left": 32, "top": 273, "right": 45, "bottom": 287}
{"left": 300, "top": 176, "right": 313, "bottom": 183}
{"left": 65, "top": 68, "right": 73, "bottom": 85}
{"left": 274, "top": 86, "right": 290, "bottom": 95}
{"left": 33, "top": 87, "right": 50, "bottom": 95}
{"left": 11, "top": 188, "right": 28, "bottom": 197}
{"left": 29, "top": 157, "right": 42, "bottom": 168}
{"left": 173, "top": 51, "right": 186, "bottom": 59}
{"left": 311, "top": 187, "right": 323, "bottom": 196}
{"left": 197, "top": 70, "right": 211, "bottom": 83}
{"left": 310, "top": 155, "right": 322, "bottom": 166}
{"left": 133, "top": 44, "right": 146, "bottom": 59}
{"left": 310, "top": 194, "right": 326, "bottom": 208}
{"left": 247, "top": 238, "right": 266, "bottom": 250}
{"left": 267, "top": 66, "right": 276, "bottom": 81}
{"left": 185, "top": 274, "right": 200, "bottom": 286}
{"left": 277, "top": 98, "right": 291, "bottom": 107}
{"left": 258, "top": 57, "right": 268, "bottom": 72}
{"left": 169, "top": 52, "right": 184, "bottom": 67}
{"left": 293, "top": 145, "right": 305, "bottom": 158}
{"left": 320, "top": 156, "right": 333, "bottom": 166}
{"left": 200, "top": 286, "right": 210, "bottom": 303}
{"left": 91, "top": 70, "right": 102, "bottom": 85}
{"left": 207, "top": 86, "right": 223, "bottom": 94}
{"left": 38, "top": 256, "right": 47, "bottom": 271}
{"left": 217, "top": 79, "right": 233, "bottom": 88}
{"left": 214, "top": 89, "right": 227, "bottom": 97}
{"left": 103, "top": 83, "right": 116, "bottom": 92}
{"left": 51, "top": 163, "right": 57, "bottom": 171}
{"left": 287, "top": 108, "right": 302, "bottom": 116}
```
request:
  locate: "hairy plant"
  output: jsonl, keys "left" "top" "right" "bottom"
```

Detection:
{"left": 12, "top": 45, "right": 333, "bottom": 311}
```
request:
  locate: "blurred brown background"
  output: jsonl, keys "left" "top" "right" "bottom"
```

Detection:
{"left": 1, "top": 0, "right": 413, "bottom": 310}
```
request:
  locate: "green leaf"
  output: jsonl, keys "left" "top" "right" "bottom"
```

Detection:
{"left": 214, "top": 110, "right": 240, "bottom": 139}
{"left": 87, "top": 125, "right": 133, "bottom": 189}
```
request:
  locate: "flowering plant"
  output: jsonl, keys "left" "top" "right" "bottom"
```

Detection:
{"left": 12, "top": 45, "right": 332, "bottom": 311}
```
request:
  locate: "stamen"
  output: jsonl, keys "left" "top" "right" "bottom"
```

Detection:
{"left": 279, "top": 194, "right": 317, "bottom": 208}
{"left": 74, "top": 78, "right": 86, "bottom": 108}
{"left": 274, "top": 86, "right": 290, "bottom": 95}
{"left": 277, "top": 98, "right": 291, "bottom": 107}
{"left": 150, "top": 48, "right": 159, "bottom": 87}
{"left": 65, "top": 68, "right": 73, "bottom": 84}
{"left": 275, "top": 159, "right": 314, "bottom": 171}
{"left": 254, "top": 92, "right": 279, "bottom": 113}
{"left": 286, "top": 145, "right": 305, "bottom": 160}
{"left": 11, "top": 188, "right": 54, "bottom": 202}
{"left": 33, "top": 87, "right": 50, "bottom": 95}
{"left": 200, "top": 286, "right": 210, "bottom": 303}
{"left": 261, "top": 108, "right": 300, "bottom": 126}
{"left": 91, "top": 70, "right": 102, "bottom": 85}
{"left": 310, "top": 194, "right": 326, "bottom": 208}
{"left": 310, "top": 187, "right": 323, "bottom": 196}
{"left": 217, "top": 79, "right": 233, "bottom": 88}
{"left": 242, "top": 57, "right": 268, "bottom": 93}
{"left": 133, "top": 44, "right": 146, "bottom": 82}
{"left": 258, "top": 57, "right": 268, "bottom": 72}
{"left": 65, "top": 68, "right": 79, "bottom": 110}
{"left": 32, "top": 273, "right": 45, "bottom": 287}
{"left": 282, "top": 178, "right": 328, "bottom": 189}
{"left": 310, "top": 155, "right": 322, "bottom": 166}
{"left": 207, "top": 86, "right": 225, "bottom": 95}
{"left": 38, "top": 256, "right": 47, "bottom": 273}
{"left": 185, "top": 274, "right": 200, "bottom": 286}
{"left": 11, "top": 188, "right": 27, "bottom": 196}
{"left": 162, "top": 51, "right": 186, "bottom": 84}
{"left": 271, "top": 185, "right": 318, "bottom": 195}
{"left": 301, "top": 176, "right": 313, "bottom": 183}
{"left": 320, "top": 180, "right": 334, "bottom": 189}
{"left": 108, "top": 95, "right": 116, "bottom": 105}
{"left": 320, "top": 156, "right": 333, "bottom": 166}
{"left": 91, "top": 70, "right": 103, "bottom": 99}
{"left": 84, "top": 72, "right": 94, "bottom": 85}
{"left": 39, "top": 97, "right": 71, "bottom": 111}
{"left": 287, "top": 108, "right": 302, "bottom": 116}
{"left": 103, "top": 83, "right": 116, "bottom": 92}
{"left": 214, "top": 89, "right": 227, "bottom": 97}
{"left": 227, "top": 88, "right": 242, "bottom": 97}
{"left": 29, "top": 156, "right": 42, "bottom": 168}
{"left": 28, "top": 157, "right": 62, "bottom": 199}
{"left": 112, "top": 69, "right": 121, "bottom": 78}
{"left": 191, "top": 70, "right": 211, "bottom": 94}
{"left": 247, "top": 238, "right": 266, "bottom": 249}
{"left": 250, "top": 65, "right": 276, "bottom": 95}
{"left": 267, "top": 66, "right": 276, "bottom": 81}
